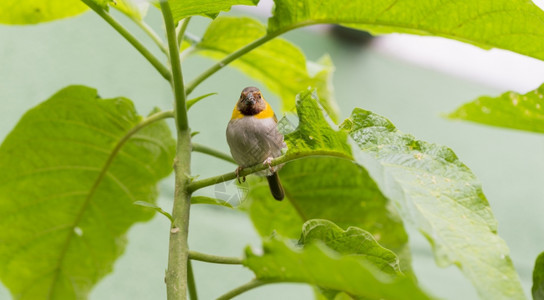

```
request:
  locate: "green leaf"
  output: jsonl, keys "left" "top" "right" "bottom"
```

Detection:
{"left": 168, "top": 0, "right": 259, "bottom": 22}
{"left": 242, "top": 92, "right": 410, "bottom": 271}
{"left": 244, "top": 237, "right": 431, "bottom": 300}
{"left": 341, "top": 108, "right": 525, "bottom": 299}
{"left": 300, "top": 219, "right": 400, "bottom": 275}
{"left": 533, "top": 252, "right": 544, "bottom": 300}
{"left": 283, "top": 89, "right": 350, "bottom": 158}
{"left": 133, "top": 201, "right": 174, "bottom": 223}
{"left": 195, "top": 17, "right": 340, "bottom": 122}
{"left": 448, "top": 84, "right": 544, "bottom": 134}
{"left": 268, "top": 0, "right": 544, "bottom": 62}
{"left": 0, "top": 0, "right": 89, "bottom": 25}
{"left": 245, "top": 157, "right": 409, "bottom": 256}
{"left": 0, "top": 86, "right": 175, "bottom": 299}
{"left": 190, "top": 195, "right": 233, "bottom": 208}
{"left": 111, "top": 0, "right": 149, "bottom": 21}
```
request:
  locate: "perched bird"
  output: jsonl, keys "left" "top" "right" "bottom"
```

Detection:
{"left": 226, "top": 87, "right": 286, "bottom": 201}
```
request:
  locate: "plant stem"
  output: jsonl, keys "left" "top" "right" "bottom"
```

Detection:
{"left": 161, "top": 0, "right": 189, "bottom": 131}
{"left": 81, "top": 0, "right": 171, "bottom": 82}
{"left": 187, "top": 260, "right": 198, "bottom": 300}
{"left": 160, "top": 2, "right": 192, "bottom": 300}
{"left": 192, "top": 143, "right": 235, "bottom": 164}
{"left": 187, "top": 151, "right": 352, "bottom": 193}
{"left": 176, "top": 17, "right": 192, "bottom": 48}
{"left": 189, "top": 251, "right": 243, "bottom": 265}
{"left": 134, "top": 17, "right": 168, "bottom": 54}
{"left": 167, "top": 129, "right": 192, "bottom": 300}
{"left": 216, "top": 280, "right": 268, "bottom": 300}
{"left": 185, "top": 33, "right": 280, "bottom": 95}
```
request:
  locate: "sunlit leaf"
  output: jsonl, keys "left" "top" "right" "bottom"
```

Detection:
{"left": 195, "top": 17, "right": 339, "bottom": 121}
{"left": 533, "top": 251, "right": 544, "bottom": 300}
{"left": 341, "top": 108, "right": 525, "bottom": 299}
{"left": 244, "top": 234, "right": 431, "bottom": 300}
{"left": 268, "top": 0, "right": 544, "bottom": 61}
{"left": 168, "top": 0, "right": 259, "bottom": 22}
{"left": 449, "top": 84, "right": 544, "bottom": 134}
{"left": 112, "top": 0, "right": 149, "bottom": 21}
{"left": 0, "top": 86, "right": 175, "bottom": 299}
{"left": 0, "top": 0, "right": 89, "bottom": 25}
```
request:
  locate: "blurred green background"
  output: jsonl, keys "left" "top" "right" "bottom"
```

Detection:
{"left": 1, "top": 6, "right": 543, "bottom": 300}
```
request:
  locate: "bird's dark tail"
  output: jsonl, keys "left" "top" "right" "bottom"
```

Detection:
{"left": 266, "top": 172, "right": 284, "bottom": 201}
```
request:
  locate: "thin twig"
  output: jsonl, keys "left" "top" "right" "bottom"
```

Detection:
{"left": 216, "top": 280, "right": 268, "bottom": 300}
{"left": 189, "top": 251, "right": 243, "bottom": 265}
{"left": 187, "top": 260, "right": 198, "bottom": 300}
{"left": 192, "top": 143, "right": 236, "bottom": 164}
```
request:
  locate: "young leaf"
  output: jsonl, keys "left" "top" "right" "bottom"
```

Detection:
{"left": 195, "top": 17, "right": 340, "bottom": 122}
{"left": 244, "top": 237, "right": 431, "bottom": 300}
{"left": 0, "top": 86, "right": 175, "bottom": 299}
{"left": 533, "top": 252, "right": 544, "bottom": 300}
{"left": 168, "top": 0, "right": 259, "bottom": 22}
{"left": 283, "top": 89, "right": 350, "bottom": 158}
{"left": 300, "top": 219, "right": 401, "bottom": 275}
{"left": 448, "top": 84, "right": 544, "bottom": 134}
{"left": 0, "top": 0, "right": 89, "bottom": 25}
{"left": 268, "top": 0, "right": 544, "bottom": 62}
{"left": 341, "top": 108, "right": 525, "bottom": 299}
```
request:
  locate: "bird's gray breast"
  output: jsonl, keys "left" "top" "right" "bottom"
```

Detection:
{"left": 226, "top": 117, "right": 285, "bottom": 167}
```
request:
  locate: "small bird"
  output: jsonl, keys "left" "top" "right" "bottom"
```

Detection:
{"left": 226, "top": 87, "right": 286, "bottom": 201}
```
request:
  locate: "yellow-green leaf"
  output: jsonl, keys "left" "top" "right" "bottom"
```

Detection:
{"left": 268, "top": 0, "right": 544, "bottom": 61}
{"left": 449, "top": 84, "right": 544, "bottom": 134}
{"left": 195, "top": 17, "right": 340, "bottom": 121}
{"left": 0, "top": 86, "right": 175, "bottom": 299}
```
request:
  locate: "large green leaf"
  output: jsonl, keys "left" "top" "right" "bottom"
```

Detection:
{"left": 448, "top": 84, "right": 544, "bottom": 134}
{"left": 244, "top": 234, "right": 431, "bottom": 300}
{"left": 300, "top": 219, "right": 401, "bottom": 275}
{"left": 169, "top": 0, "right": 259, "bottom": 22}
{"left": 242, "top": 91, "right": 409, "bottom": 271}
{"left": 0, "top": 0, "right": 88, "bottom": 25}
{"left": 268, "top": 0, "right": 544, "bottom": 62}
{"left": 341, "top": 108, "right": 525, "bottom": 299}
{"left": 195, "top": 17, "right": 340, "bottom": 122}
{"left": 0, "top": 86, "right": 175, "bottom": 299}
{"left": 533, "top": 252, "right": 544, "bottom": 300}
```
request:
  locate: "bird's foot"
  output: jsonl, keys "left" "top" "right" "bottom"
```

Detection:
{"left": 235, "top": 166, "right": 246, "bottom": 183}
{"left": 263, "top": 157, "right": 275, "bottom": 173}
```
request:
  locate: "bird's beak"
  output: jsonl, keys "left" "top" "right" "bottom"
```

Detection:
{"left": 243, "top": 94, "right": 256, "bottom": 106}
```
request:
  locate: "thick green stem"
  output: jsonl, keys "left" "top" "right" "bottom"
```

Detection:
{"left": 192, "top": 143, "right": 235, "bottom": 164}
{"left": 216, "top": 280, "right": 268, "bottom": 300}
{"left": 166, "top": 129, "right": 192, "bottom": 300}
{"left": 187, "top": 151, "right": 353, "bottom": 193}
{"left": 160, "top": 1, "right": 192, "bottom": 300}
{"left": 185, "top": 33, "right": 280, "bottom": 95}
{"left": 81, "top": 0, "right": 171, "bottom": 82}
{"left": 187, "top": 260, "right": 198, "bottom": 300}
{"left": 161, "top": 0, "right": 188, "bottom": 131}
{"left": 189, "top": 251, "right": 243, "bottom": 265}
